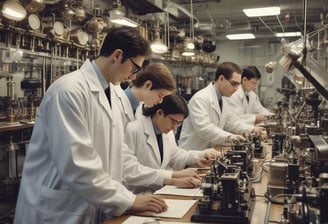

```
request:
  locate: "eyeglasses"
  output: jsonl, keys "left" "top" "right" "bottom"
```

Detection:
{"left": 128, "top": 57, "right": 142, "bottom": 74}
{"left": 167, "top": 115, "right": 183, "bottom": 127}
{"left": 226, "top": 78, "right": 240, "bottom": 87}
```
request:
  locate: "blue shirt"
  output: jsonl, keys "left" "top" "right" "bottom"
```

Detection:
{"left": 214, "top": 82, "right": 223, "bottom": 106}
{"left": 124, "top": 87, "right": 139, "bottom": 113}
{"left": 91, "top": 60, "right": 108, "bottom": 90}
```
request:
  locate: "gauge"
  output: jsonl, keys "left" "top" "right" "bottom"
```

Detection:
{"left": 53, "top": 21, "right": 64, "bottom": 36}
{"left": 27, "top": 14, "right": 41, "bottom": 30}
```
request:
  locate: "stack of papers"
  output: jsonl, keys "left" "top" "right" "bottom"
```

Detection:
{"left": 123, "top": 216, "right": 198, "bottom": 224}
{"left": 154, "top": 185, "right": 203, "bottom": 197}
{"left": 123, "top": 199, "right": 197, "bottom": 223}
{"left": 153, "top": 199, "right": 197, "bottom": 218}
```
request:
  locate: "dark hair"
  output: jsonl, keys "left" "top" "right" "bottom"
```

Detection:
{"left": 242, "top": 66, "right": 261, "bottom": 80}
{"left": 99, "top": 27, "right": 151, "bottom": 63}
{"left": 214, "top": 61, "right": 242, "bottom": 81}
{"left": 143, "top": 94, "right": 188, "bottom": 117}
{"left": 132, "top": 63, "right": 176, "bottom": 91}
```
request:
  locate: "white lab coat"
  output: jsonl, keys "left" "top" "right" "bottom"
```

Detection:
{"left": 178, "top": 83, "right": 254, "bottom": 150}
{"left": 14, "top": 60, "right": 135, "bottom": 224}
{"left": 113, "top": 85, "right": 135, "bottom": 127}
{"left": 123, "top": 116, "right": 205, "bottom": 193}
{"left": 227, "top": 86, "right": 274, "bottom": 124}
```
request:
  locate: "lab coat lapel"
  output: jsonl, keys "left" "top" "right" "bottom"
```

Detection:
{"left": 239, "top": 88, "right": 248, "bottom": 113}
{"left": 209, "top": 84, "right": 221, "bottom": 116}
{"left": 144, "top": 117, "right": 162, "bottom": 165}
{"left": 80, "top": 60, "right": 113, "bottom": 120}
{"left": 115, "top": 87, "right": 134, "bottom": 122}
{"left": 161, "top": 134, "right": 170, "bottom": 168}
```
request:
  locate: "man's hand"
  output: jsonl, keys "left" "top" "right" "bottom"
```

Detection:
{"left": 227, "top": 134, "right": 246, "bottom": 142}
{"left": 172, "top": 168, "right": 200, "bottom": 179}
{"left": 252, "top": 126, "right": 267, "bottom": 140}
{"left": 171, "top": 177, "right": 202, "bottom": 188}
{"left": 255, "top": 114, "right": 266, "bottom": 124}
{"left": 203, "top": 148, "right": 221, "bottom": 160}
{"left": 130, "top": 194, "right": 167, "bottom": 213}
{"left": 194, "top": 158, "right": 212, "bottom": 168}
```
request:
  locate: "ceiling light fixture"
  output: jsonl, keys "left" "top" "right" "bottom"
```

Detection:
{"left": 1, "top": 0, "right": 27, "bottom": 21}
{"left": 109, "top": 0, "right": 138, "bottom": 27}
{"left": 182, "top": 0, "right": 195, "bottom": 57}
{"left": 150, "top": 24, "right": 168, "bottom": 54}
{"left": 243, "top": 7, "right": 280, "bottom": 17}
{"left": 226, "top": 33, "right": 256, "bottom": 40}
{"left": 275, "top": 32, "right": 302, "bottom": 37}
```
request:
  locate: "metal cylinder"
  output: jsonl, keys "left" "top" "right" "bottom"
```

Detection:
{"left": 7, "top": 81, "right": 16, "bottom": 100}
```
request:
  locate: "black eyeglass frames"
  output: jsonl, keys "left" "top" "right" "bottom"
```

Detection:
{"left": 128, "top": 57, "right": 142, "bottom": 74}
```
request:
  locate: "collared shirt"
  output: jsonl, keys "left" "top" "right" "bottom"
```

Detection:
{"left": 124, "top": 87, "right": 139, "bottom": 113}
{"left": 244, "top": 91, "right": 250, "bottom": 103}
{"left": 152, "top": 122, "right": 163, "bottom": 163}
{"left": 91, "top": 60, "right": 108, "bottom": 90}
{"left": 214, "top": 82, "right": 223, "bottom": 110}
{"left": 153, "top": 124, "right": 161, "bottom": 135}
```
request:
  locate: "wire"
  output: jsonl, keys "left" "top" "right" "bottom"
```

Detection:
{"left": 264, "top": 200, "right": 272, "bottom": 224}
{"left": 276, "top": 15, "right": 285, "bottom": 33}
{"left": 258, "top": 17, "right": 276, "bottom": 34}
{"left": 264, "top": 192, "right": 284, "bottom": 205}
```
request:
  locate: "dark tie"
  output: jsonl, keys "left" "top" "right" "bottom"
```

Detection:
{"left": 156, "top": 133, "right": 163, "bottom": 163}
{"left": 246, "top": 94, "right": 249, "bottom": 104}
{"left": 104, "top": 87, "right": 111, "bottom": 107}
{"left": 219, "top": 98, "right": 223, "bottom": 111}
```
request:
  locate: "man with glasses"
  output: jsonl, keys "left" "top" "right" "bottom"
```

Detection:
{"left": 14, "top": 27, "right": 168, "bottom": 224}
{"left": 122, "top": 94, "right": 220, "bottom": 193}
{"left": 226, "top": 67, "right": 274, "bottom": 125}
{"left": 178, "top": 61, "right": 266, "bottom": 151}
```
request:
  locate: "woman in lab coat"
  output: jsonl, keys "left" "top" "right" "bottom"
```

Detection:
{"left": 113, "top": 62, "right": 176, "bottom": 127}
{"left": 226, "top": 68, "right": 274, "bottom": 125}
{"left": 14, "top": 27, "right": 167, "bottom": 224}
{"left": 178, "top": 62, "right": 266, "bottom": 151}
{"left": 123, "top": 94, "right": 220, "bottom": 193}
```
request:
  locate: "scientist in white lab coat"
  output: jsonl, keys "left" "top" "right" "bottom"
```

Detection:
{"left": 178, "top": 62, "right": 266, "bottom": 151}
{"left": 113, "top": 62, "right": 176, "bottom": 127}
{"left": 123, "top": 94, "right": 220, "bottom": 193}
{"left": 226, "top": 67, "right": 274, "bottom": 125}
{"left": 14, "top": 27, "right": 167, "bottom": 224}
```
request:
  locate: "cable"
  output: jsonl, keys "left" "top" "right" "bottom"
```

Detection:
{"left": 258, "top": 17, "right": 276, "bottom": 34}
{"left": 264, "top": 192, "right": 284, "bottom": 205}
{"left": 264, "top": 200, "right": 272, "bottom": 224}
{"left": 276, "top": 15, "right": 285, "bottom": 33}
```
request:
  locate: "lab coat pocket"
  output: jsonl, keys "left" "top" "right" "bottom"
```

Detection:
{"left": 37, "top": 185, "right": 91, "bottom": 223}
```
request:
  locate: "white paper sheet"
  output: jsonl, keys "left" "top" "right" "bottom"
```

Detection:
{"left": 154, "top": 185, "right": 203, "bottom": 197}
{"left": 153, "top": 199, "right": 197, "bottom": 218}
{"left": 123, "top": 215, "right": 197, "bottom": 224}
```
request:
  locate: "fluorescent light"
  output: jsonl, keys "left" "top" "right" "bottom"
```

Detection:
{"left": 181, "top": 49, "right": 195, "bottom": 57}
{"left": 275, "top": 32, "right": 302, "bottom": 37}
{"left": 243, "top": 7, "right": 280, "bottom": 17}
{"left": 110, "top": 17, "right": 138, "bottom": 27}
{"left": 182, "top": 51, "right": 195, "bottom": 56}
{"left": 109, "top": 7, "right": 138, "bottom": 27}
{"left": 226, "top": 33, "right": 256, "bottom": 40}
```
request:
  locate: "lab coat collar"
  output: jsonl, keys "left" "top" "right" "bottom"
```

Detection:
{"left": 143, "top": 116, "right": 162, "bottom": 165}
{"left": 209, "top": 83, "right": 221, "bottom": 115}
{"left": 80, "top": 59, "right": 113, "bottom": 119}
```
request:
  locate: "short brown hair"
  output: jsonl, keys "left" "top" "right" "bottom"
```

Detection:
{"left": 215, "top": 61, "right": 242, "bottom": 81}
{"left": 143, "top": 94, "right": 188, "bottom": 117}
{"left": 132, "top": 63, "right": 176, "bottom": 91}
